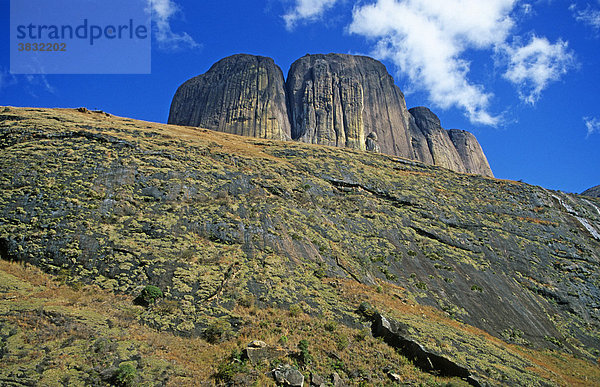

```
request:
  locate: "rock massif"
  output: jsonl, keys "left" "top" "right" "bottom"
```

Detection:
{"left": 168, "top": 54, "right": 291, "bottom": 141}
{"left": 286, "top": 54, "right": 412, "bottom": 156}
{"left": 168, "top": 53, "right": 494, "bottom": 177}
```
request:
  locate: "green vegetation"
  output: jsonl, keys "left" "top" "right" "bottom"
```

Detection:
{"left": 0, "top": 107, "right": 599, "bottom": 385}
{"left": 114, "top": 363, "right": 137, "bottom": 387}
{"left": 134, "top": 285, "right": 163, "bottom": 306}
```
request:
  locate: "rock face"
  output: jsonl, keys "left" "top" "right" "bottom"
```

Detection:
{"left": 409, "top": 107, "right": 493, "bottom": 177}
{"left": 168, "top": 53, "right": 493, "bottom": 176}
{"left": 168, "top": 54, "right": 291, "bottom": 141}
{"left": 286, "top": 54, "right": 412, "bottom": 157}
{"left": 370, "top": 313, "right": 480, "bottom": 386}
{"left": 582, "top": 185, "right": 600, "bottom": 198}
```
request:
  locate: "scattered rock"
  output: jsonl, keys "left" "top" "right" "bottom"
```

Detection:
{"left": 365, "top": 132, "right": 381, "bottom": 153}
{"left": 273, "top": 364, "right": 304, "bottom": 386}
{"left": 371, "top": 313, "right": 481, "bottom": 387}
{"left": 331, "top": 371, "right": 347, "bottom": 387}
{"left": 387, "top": 371, "right": 402, "bottom": 383}
{"left": 245, "top": 340, "right": 287, "bottom": 365}
{"left": 310, "top": 372, "right": 326, "bottom": 387}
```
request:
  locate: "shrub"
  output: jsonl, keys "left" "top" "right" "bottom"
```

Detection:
{"left": 134, "top": 285, "right": 163, "bottom": 307}
{"left": 336, "top": 334, "right": 349, "bottom": 350}
{"left": 289, "top": 304, "right": 302, "bottom": 317}
{"left": 297, "top": 339, "right": 312, "bottom": 365}
{"left": 113, "top": 363, "right": 137, "bottom": 387}
{"left": 357, "top": 302, "right": 376, "bottom": 318}
{"left": 324, "top": 320, "right": 338, "bottom": 332}
{"left": 204, "top": 319, "right": 232, "bottom": 344}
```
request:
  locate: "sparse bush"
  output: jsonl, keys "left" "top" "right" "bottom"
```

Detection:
{"left": 237, "top": 293, "right": 255, "bottom": 308}
{"left": 358, "top": 302, "right": 376, "bottom": 318}
{"left": 415, "top": 282, "right": 428, "bottom": 290}
{"left": 324, "top": 320, "right": 338, "bottom": 332}
{"left": 471, "top": 284, "right": 483, "bottom": 292}
{"left": 336, "top": 334, "right": 349, "bottom": 350}
{"left": 134, "top": 285, "right": 163, "bottom": 307}
{"left": 204, "top": 319, "right": 232, "bottom": 344}
{"left": 113, "top": 363, "right": 137, "bottom": 386}
{"left": 289, "top": 304, "right": 302, "bottom": 317}
{"left": 279, "top": 335, "right": 288, "bottom": 346}
{"left": 297, "top": 339, "right": 312, "bottom": 365}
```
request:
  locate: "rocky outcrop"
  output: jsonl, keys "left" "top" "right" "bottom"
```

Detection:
{"left": 409, "top": 107, "right": 493, "bottom": 177}
{"left": 168, "top": 53, "right": 493, "bottom": 176}
{"left": 286, "top": 54, "right": 413, "bottom": 157}
{"left": 167, "top": 54, "right": 291, "bottom": 141}
{"left": 582, "top": 185, "right": 600, "bottom": 198}
{"left": 371, "top": 313, "right": 481, "bottom": 386}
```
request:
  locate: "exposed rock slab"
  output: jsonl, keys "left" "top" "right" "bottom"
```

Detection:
{"left": 409, "top": 107, "right": 493, "bottom": 177}
{"left": 371, "top": 313, "right": 481, "bottom": 386}
{"left": 286, "top": 53, "right": 413, "bottom": 157}
{"left": 582, "top": 185, "right": 600, "bottom": 198}
{"left": 168, "top": 54, "right": 291, "bottom": 140}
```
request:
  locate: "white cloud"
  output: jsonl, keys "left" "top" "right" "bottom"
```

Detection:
{"left": 283, "top": 0, "right": 339, "bottom": 30}
{"left": 584, "top": 116, "right": 600, "bottom": 138}
{"left": 283, "top": 0, "right": 576, "bottom": 125}
{"left": 349, "top": 0, "right": 518, "bottom": 125}
{"left": 503, "top": 36, "right": 574, "bottom": 104}
{"left": 571, "top": 3, "right": 600, "bottom": 31}
{"left": 146, "top": 0, "right": 199, "bottom": 50}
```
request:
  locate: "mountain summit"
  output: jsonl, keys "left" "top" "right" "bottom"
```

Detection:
{"left": 169, "top": 53, "right": 493, "bottom": 177}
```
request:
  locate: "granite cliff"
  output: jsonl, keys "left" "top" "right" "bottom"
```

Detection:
{"left": 1, "top": 107, "right": 599, "bottom": 385}
{"left": 168, "top": 53, "right": 494, "bottom": 177}
{"left": 168, "top": 55, "right": 291, "bottom": 141}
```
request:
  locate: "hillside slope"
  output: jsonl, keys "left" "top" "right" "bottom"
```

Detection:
{"left": 1, "top": 107, "right": 599, "bottom": 385}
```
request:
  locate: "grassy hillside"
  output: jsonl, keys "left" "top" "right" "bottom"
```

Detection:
{"left": 1, "top": 106, "right": 599, "bottom": 385}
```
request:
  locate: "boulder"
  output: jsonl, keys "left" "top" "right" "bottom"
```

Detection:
{"left": 273, "top": 364, "right": 304, "bottom": 386}
{"left": 245, "top": 340, "right": 286, "bottom": 365}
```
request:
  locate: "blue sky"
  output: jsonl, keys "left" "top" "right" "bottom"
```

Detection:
{"left": 1, "top": 0, "right": 599, "bottom": 193}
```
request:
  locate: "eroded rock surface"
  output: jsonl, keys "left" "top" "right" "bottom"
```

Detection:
{"left": 168, "top": 53, "right": 494, "bottom": 176}
{"left": 409, "top": 107, "right": 493, "bottom": 177}
{"left": 286, "top": 53, "right": 412, "bottom": 157}
{"left": 168, "top": 54, "right": 291, "bottom": 140}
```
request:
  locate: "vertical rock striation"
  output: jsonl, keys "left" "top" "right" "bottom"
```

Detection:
{"left": 167, "top": 54, "right": 291, "bottom": 141}
{"left": 168, "top": 53, "right": 494, "bottom": 177}
{"left": 286, "top": 54, "right": 413, "bottom": 157}
{"left": 409, "top": 107, "right": 493, "bottom": 177}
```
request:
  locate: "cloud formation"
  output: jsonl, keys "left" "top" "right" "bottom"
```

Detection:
{"left": 571, "top": 2, "right": 600, "bottom": 32}
{"left": 584, "top": 116, "right": 600, "bottom": 138}
{"left": 503, "top": 37, "right": 575, "bottom": 104}
{"left": 349, "top": 0, "right": 517, "bottom": 125}
{"left": 146, "top": 0, "right": 199, "bottom": 50}
{"left": 283, "top": 0, "right": 339, "bottom": 30}
{"left": 282, "top": 0, "right": 575, "bottom": 125}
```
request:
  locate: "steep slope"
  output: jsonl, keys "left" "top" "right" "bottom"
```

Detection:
{"left": 286, "top": 53, "right": 412, "bottom": 157}
{"left": 1, "top": 107, "right": 600, "bottom": 385}
{"left": 583, "top": 185, "right": 600, "bottom": 198}
{"left": 168, "top": 54, "right": 291, "bottom": 141}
